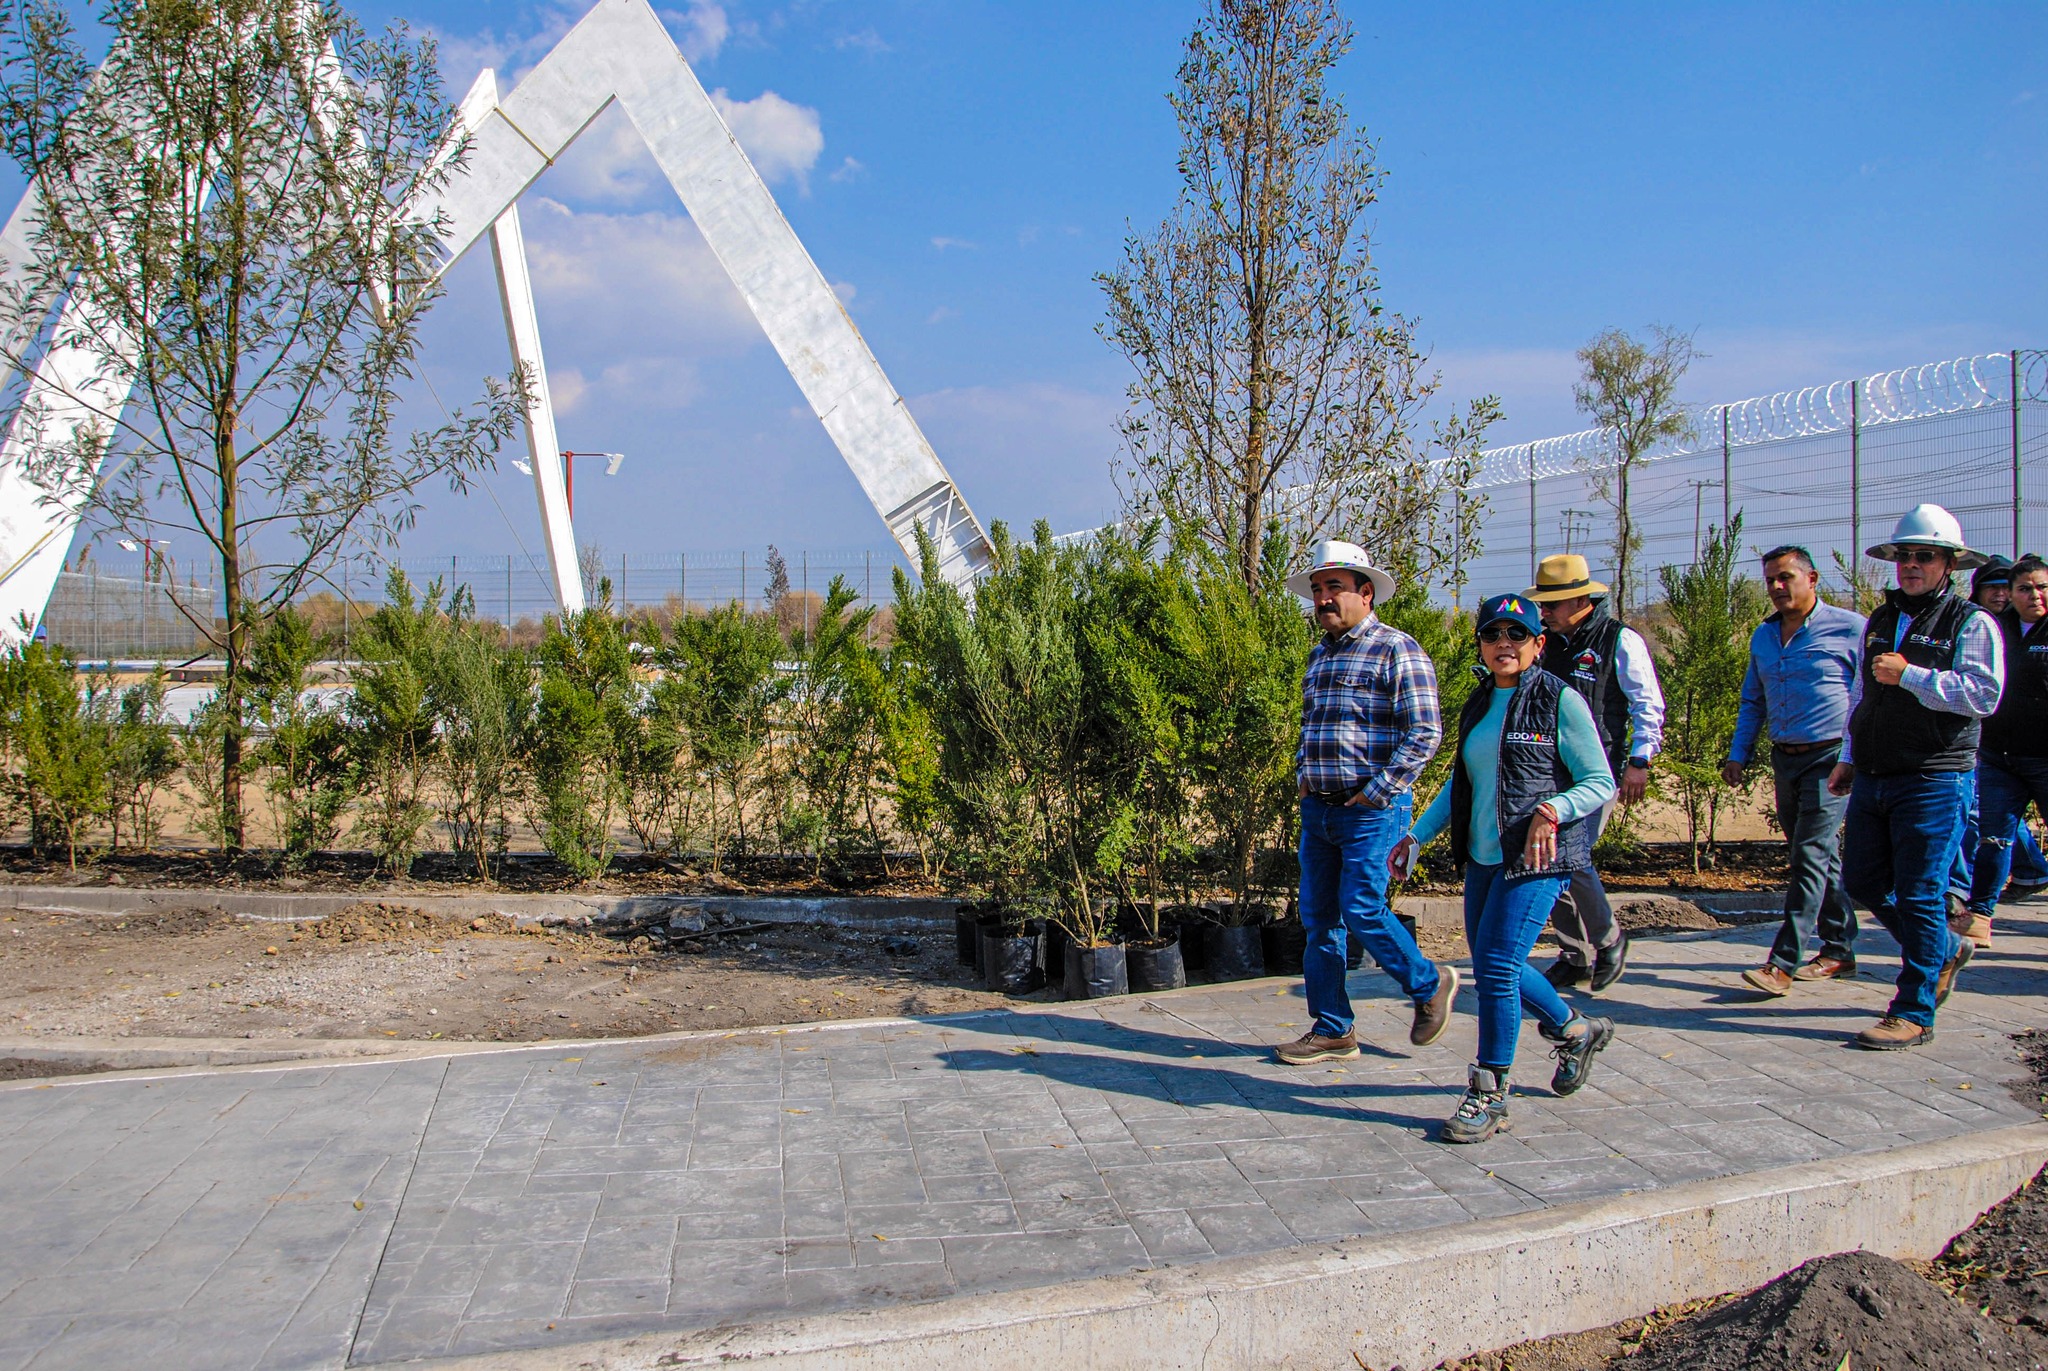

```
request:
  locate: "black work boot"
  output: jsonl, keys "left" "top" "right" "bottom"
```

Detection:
{"left": 1543, "top": 956, "right": 1588, "bottom": 992}
{"left": 1589, "top": 933, "right": 1631, "bottom": 994}
{"left": 1439, "top": 1065, "right": 1510, "bottom": 1144}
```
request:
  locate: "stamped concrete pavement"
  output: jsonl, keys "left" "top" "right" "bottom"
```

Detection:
{"left": 4, "top": 904, "right": 2047, "bottom": 1369}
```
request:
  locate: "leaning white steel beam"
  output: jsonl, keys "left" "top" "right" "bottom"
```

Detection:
{"left": 414, "top": 0, "right": 993, "bottom": 588}
{"left": 452, "top": 69, "right": 586, "bottom": 615}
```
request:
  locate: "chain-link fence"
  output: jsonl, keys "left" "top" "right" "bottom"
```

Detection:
{"left": 1440, "top": 350, "right": 2048, "bottom": 605}
{"left": 41, "top": 570, "right": 216, "bottom": 661}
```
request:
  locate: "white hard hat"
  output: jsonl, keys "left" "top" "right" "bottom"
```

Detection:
{"left": 1864, "top": 503, "right": 1988, "bottom": 570}
{"left": 1286, "top": 539, "right": 1395, "bottom": 603}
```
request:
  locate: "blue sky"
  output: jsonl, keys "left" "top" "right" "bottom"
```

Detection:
{"left": 51, "top": 2, "right": 2048, "bottom": 560}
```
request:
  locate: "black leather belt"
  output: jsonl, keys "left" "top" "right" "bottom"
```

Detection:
{"left": 1308, "top": 783, "right": 1365, "bottom": 803}
{"left": 1773, "top": 738, "right": 1841, "bottom": 756}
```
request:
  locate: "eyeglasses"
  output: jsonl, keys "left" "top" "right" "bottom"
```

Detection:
{"left": 1896, "top": 549, "right": 1948, "bottom": 565}
{"left": 1479, "top": 623, "right": 1533, "bottom": 643}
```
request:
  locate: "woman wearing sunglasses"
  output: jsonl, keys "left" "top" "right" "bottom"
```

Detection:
{"left": 1390, "top": 593, "right": 1617, "bottom": 1143}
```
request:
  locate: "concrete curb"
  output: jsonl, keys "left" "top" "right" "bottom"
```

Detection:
{"left": 407, "top": 1123, "right": 2048, "bottom": 1371}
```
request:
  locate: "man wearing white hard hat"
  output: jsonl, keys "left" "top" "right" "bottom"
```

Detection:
{"left": 1828, "top": 504, "right": 2004, "bottom": 1050}
{"left": 1275, "top": 540, "right": 1459, "bottom": 1066}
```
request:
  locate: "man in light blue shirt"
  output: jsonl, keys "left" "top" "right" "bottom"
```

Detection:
{"left": 1721, "top": 546, "right": 1866, "bottom": 995}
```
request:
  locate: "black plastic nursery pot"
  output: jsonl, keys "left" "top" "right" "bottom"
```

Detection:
{"left": 973, "top": 914, "right": 1005, "bottom": 980}
{"left": 1126, "top": 934, "right": 1186, "bottom": 992}
{"left": 981, "top": 921, "right": 1045, "bottom": 994}
{"left": 1064, "top": 942, "right": 1129, "bottom": 999}
{"left": 1203, "top": 924, "right": 1266, "bottom": 982}
{"left": 1261, "top": 918, "right": 1308, "bottom": 976}
{"left": 1166, "top": 906, "right": 1211, "bottom": 972}
{"left": 954, "top": 905, "right": 979, "bottom": 967}
{"left": 1042, "top": 921, "right": 1075, "bottom": 998}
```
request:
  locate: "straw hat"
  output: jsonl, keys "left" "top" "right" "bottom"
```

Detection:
{"left": 1525, "top": 554, "right": 1608, "bottom": 604}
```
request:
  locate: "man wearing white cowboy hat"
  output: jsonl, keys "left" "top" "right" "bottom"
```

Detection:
{"left": 1523, "top": 553, "right": 1666, "bottom": 995}
{"left": 1828, "top": 503, "right": 2004, "bottom": 1050}
{"left": 1274, "top": 539, "right": 1459, "bottom": 1066}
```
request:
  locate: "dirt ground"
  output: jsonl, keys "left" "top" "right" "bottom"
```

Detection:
{"left": 0, "top": 902, "right": 1013, "bottom": 1045}
{"left": 0, "top": 891, "right": 1753, "bottom": 1051}
{"left": 1438, "top": 1032, "right": 2048, "bottom": 1370}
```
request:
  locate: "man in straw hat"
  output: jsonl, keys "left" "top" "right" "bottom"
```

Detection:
{"left": 1275, "top": 540, "right": 1460, "bottom": 1066}
{"left": 1524, "top": 553, "right": 1665, "bottom": 995}
{"left": 1829, "top": 503, "right": 2004, "bottom": 1050}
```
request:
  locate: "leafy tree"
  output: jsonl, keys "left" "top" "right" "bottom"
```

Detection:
{"left": 0, "top": 639, "right": 107, "bottom": 869}
{"left": 525, "top": 589, "right": 635, "bottom": 880}
{"left": 0, "top": 0, "right": 523, "bottom": 848}
{"left": 783, "top": 577, "right": 881, "bottom": 873}
{"left": 432, "top": 612, "right": 528, "bottom": 881}
{"left": 661, "top": 599, "right": 785, "bottom": 871}
{"left": 1656, "top": 513, "right": 1767, "bottom": 871}
{"left": 1098, "top": 0, "right": 1498, "bottom": 593}
{"left": 98, "top": 665, "right": 178, "bottom": 852}
{"left": 347, "top": 569, "right": 444, "bottom": 875}
{"left": 1573, "top": 326, "right": 1700, "bottom": 619}
{"left": 248, "top": 603, "right": 352, "bottom": 864}
{"left": 1163, "top": 531, "right": 1313, "bottom": 911}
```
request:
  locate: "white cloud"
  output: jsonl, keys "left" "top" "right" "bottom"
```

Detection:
{"left": 660, "top": 1, "right": 730, "bottom": 62}
{"left": 710, "top": 89, "right": 825, "bottom": 191}
{"left": 925, "top": 306, "right": 955, "bottom": 325}
{"left": 547, "top": 103, "right": 667, "bottom": 206}
{"left": 828, "top": 156, "right": 866, "bottom": 184}
{"left": 834, "top": 28, "right": 891, "bottom": 56}
{"left": 930, "top": 236, "right": 977, "bottom": 251}
{"left": 517, "top": 198, "right": 763, "bottom": 416}
{"left": 831, "top": 281, "right": 858, "bottom": 306}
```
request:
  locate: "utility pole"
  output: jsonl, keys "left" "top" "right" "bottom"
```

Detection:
{"left": 2014, "top": 349, "right": 2026, "bottom": 556}
{"left": 1687, "top": 480, "right": 1722, "bottom": 563}
{"left": 1850, "top": 379, "right": 1863, "bottom": 576}
{"left": 1720, "top": 405, "right": 1732, "bottom": 534}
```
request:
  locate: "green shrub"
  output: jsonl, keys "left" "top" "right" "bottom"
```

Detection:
{"left": 0, "top": 640, "right": 109, "bottom": 870}
{"left": 249, "top": 605, "right": 353, "bottom": 865}
{"left": 347, "top": 571, "right": 446, "bottom": 876}
{"left": 525, "top": 590, "right": 636, "bottom": 879}
{"left": 660, "top": 599, "right": 785, "bottom": 871}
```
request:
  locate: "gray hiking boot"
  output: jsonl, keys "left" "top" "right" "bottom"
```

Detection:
{"left": 1439, "top": 1065, "right": 1510, "bottom": 1144}
{"left": 1548, "top": 1014, "right": 1615, "bottom": 1096}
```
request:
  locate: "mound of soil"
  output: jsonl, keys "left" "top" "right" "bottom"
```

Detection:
{"left": 292, "top": 902, "right": 538, "bottom": 945}
{"left": 1628, "top": 1250, "right": 2035, "bottom": 1370}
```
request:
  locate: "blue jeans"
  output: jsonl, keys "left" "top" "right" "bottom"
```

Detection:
{"left": 2017, "top": 825, "right": 2048, "bottom": 884}
{"left": 1766, "top": 745, "right": 1858, "bottom": 971}
{"left": 1968, "top": 752, "right": 2048, "bottom": 915}
{"left": 1299, "top": 793, "right": 1437, "bottom": 1038}
{"left": 1842, "top": 771, "right": 1964, "bottom": 1028}
{"left": 1948, "top": 768, "right": 1979, "bottom": 900}
{"left": 1464, "top": 861, "right": 1574, "bottom": 1069}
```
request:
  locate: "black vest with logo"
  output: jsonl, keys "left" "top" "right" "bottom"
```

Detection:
{"left": 1983, "top": 609, "right": 2048, "bottom": 759}
{"left": 1539, "top": 602, "right": 1632, "bottom": 779}
{"left": 1448, "top": 668, "right": 1597, "bottom": 876}
{"left": 1848, "top": 586, "right": 1984, "bottom": 775}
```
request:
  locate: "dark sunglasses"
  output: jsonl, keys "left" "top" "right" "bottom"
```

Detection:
{"left": 1896, "top": 548, "right": 1948, "bottom": 565}
{"left": 1479, "top": 623, "right": 1534, "bottom": 644}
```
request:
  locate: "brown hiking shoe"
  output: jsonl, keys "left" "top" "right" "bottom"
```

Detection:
{"left": 1853, "top": 1016, "right": 1933, "bottom": 1051}
{"left": 1275, "top": 1030, "right": 1359, "bottom": 1065}
{"left": 1935, "top": 938, "right": 1974, "bottom": 1006}
{"left": 1410, "top": 964, "right": 1461, "bottom": 1047}
{"left": 1741, "top": 963, "right": 1793, "bottom": 997}
{"left": 1793, "top": 955, "right": 1855, "bottom": 981}
{"left": 1958, "top": 913, "right": 1993, "bottom": 950}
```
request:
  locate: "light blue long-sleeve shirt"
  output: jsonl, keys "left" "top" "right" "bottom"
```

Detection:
{"left": 1728, "top": 602, "right": 1865, "bottom": 764}
{"left": 1413, "top": 681, "right": 1616, "bottom": 864}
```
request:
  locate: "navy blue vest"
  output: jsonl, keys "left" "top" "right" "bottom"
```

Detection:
{"left": 1448, "top": 668, "right": 1597, "bottom": 876}
{"left": 1983, "top": 608, "right": 2048, "bottom": 759}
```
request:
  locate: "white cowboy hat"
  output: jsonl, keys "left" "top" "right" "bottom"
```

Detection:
{"left": 1864, "top": 503, "right": 1990, "bottom": 570}
{"left": 1286, "top": 539, "right": 1395, "bottom": 603}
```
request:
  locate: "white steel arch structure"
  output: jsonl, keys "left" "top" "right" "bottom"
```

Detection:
{"left": 0, "top": 0, "right": 992, "bottom": 631}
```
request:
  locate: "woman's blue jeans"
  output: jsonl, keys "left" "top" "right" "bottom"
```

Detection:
{"left": 1464, "top": 861, "right": 1573, "bottom": 1069}
{"left": 1968, "top": 751, "right": 2048, "bottom": 915}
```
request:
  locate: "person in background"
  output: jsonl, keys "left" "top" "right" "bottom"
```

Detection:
{"left": 1722, "top": 546, "right": 1865, "bottom": 995}
{"left": 1525, "top": 554, "right": 1665, "bottom": 995}
{"left": 1830, "top": 505, "right": 2003, "bottom": 1050}
{"left": 1276, "top": 540, "right": 1458, "bottom": 1067}
{"left": 1945, "top": 557, "right": 2016, "bottom": 922}
{"left": 1966, "top": 558, "right": 2048, "bottom": 904}
{"left": 1392, "top": 593, "right": 1617, "bottom": 1144}
{"left": 1960, "top": 554, "right": 2048, "bottom": 945}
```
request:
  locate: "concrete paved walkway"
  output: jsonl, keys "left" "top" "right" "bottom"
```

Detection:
{"left": 5, "top": 905, "right": 2047, "bottom": 1370}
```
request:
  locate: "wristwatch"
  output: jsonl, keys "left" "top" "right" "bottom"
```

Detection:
{"left": 1627, "top": 758, "right": 1650, "bottom": 771}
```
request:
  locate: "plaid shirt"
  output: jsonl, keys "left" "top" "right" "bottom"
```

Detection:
{"left": 1297, "top": 613, "right": 1442, "bottom": 808}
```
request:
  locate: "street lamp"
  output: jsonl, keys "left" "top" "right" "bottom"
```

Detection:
{"left": 511, "top": 451, "right": 625, "bottom": 516}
